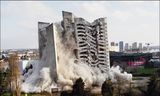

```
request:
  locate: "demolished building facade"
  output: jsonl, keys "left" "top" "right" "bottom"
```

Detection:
{"left": 62, "top": 11, "right": 110, "bottom": 72}
{"left": 38, "top": 11, "right": 110, "bottom": 75}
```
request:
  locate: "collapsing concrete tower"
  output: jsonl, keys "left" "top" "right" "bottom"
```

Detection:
{"left": 38, "top": 22, "right": 58, "bottom": 82}
{"left": 62, "top": 11, "right": 110, "bottom": 72}
{"left": 38, "top": 11, "right": 110, "bottom": 78}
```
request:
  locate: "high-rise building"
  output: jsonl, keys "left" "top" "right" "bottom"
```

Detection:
{"left": 37, "top": 11, "right": 110, "bottom": 84}
{"left": 129, "top": 46, "right": 132, "bottom": 50}
{"left": 109, "top": 42, "right": 119, "bottom": 52}
{"left": 124, "top": 43, "right": 129, "bottom": 51}
{"left": 115, "top": 43, "right": 118, "bottom": 46}
{"left": 63, "top": 11, "right": 110, "bottom": 72}
{"left": 119, "top": 41, "right": 124, "bottom": 52}
{"left": 38, "top": 22, "right": 50, "bottom": 58}
{"left": 111, "top": 42, "right": 115, "bottom": 46}
{"left": 132, "top": 42, "right": 137, "bottom": 49}
{"left": 38, "top": 22, "right": 58, "bottom": 82}
{"left": 139, "top": 43, "right": 143, "bottom": 52}
{"left": 38, "top": 11, "right": 110, "bottom": 73}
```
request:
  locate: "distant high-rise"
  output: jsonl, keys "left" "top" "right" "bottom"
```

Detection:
{"left": 132, "top": 42, "right": 137, "bottom": 49}
{"left": 124, "top": 43, "right": 129, "bottom": 51}
{"left": 111, "top": 42, "right": 115, "bottom": 46}
{"left": 115, "top": 43, "right": 118, "bottom": 46}
{"left": 110, "top": 42, "right": 119, "bottom": 52}
{"left": 119, "top": 41, "right": 124, "bottom": 52}
{"left": 129, "top": 46, "right": 132, "bottom": 50}
{"left": 139, "top": 43, "right": 143, "bottom": 52}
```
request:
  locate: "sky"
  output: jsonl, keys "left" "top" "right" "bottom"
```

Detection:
{"left": 1, "top": 1, "right": 159, "bottom": 49}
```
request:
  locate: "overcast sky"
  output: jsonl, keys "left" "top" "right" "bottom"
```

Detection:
{"left": 1, "top": 1, "right": 159, "bottom": 49}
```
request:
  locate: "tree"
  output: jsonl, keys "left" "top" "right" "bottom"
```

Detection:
{"left": 0, "top": 64, "right": 10, "bottom": 95}
{"left": 72, "top": 77, "right": 85, "bottom": 96}
{"left": 8, "top": 54, "right": 21, "bottom": 96}
{"left": 0, "top": 68, "right": 4, "bottom": 96}
{"left": 101, "top": 78, "right": 114, "bottom": 96}
{"left": 147, "top": 69, "right": 160, "bottom": 96}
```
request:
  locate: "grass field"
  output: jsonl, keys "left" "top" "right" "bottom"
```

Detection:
{"left": 136, "top": 67, "right": 156, "bottom": 74}
{"left": 128, "top": 67, "right": 160, "bottom": 76}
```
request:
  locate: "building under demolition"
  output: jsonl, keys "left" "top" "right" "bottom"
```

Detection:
{"left": 62, "top": 11, "right": 110, "bottom": 71}
{"left": 38, "top": 11, "right": 110, "bottom": 74}
{"left": 21, "top": 11, "right": 134, "bottom": 93}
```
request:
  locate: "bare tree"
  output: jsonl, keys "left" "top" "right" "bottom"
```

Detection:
{"left": 8, "top": 53, "right": 21, "bottom": 96}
